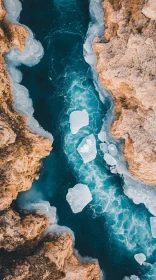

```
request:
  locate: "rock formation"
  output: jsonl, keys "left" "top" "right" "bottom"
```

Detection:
{"left": 1, "top": 233, "right": 101, "bottom": 280}
{"left": 0, "top": 0, "right": 101, "bottom": 278}
{"left": 94, "top": 0, "right": 156, "bottom": 185}
{"left": 0, "top": 0, "right": 52, "bottom": 210}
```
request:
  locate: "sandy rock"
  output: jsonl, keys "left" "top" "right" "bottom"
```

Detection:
{"left": 94, "top": 0, "right": 156, "bottom": 185}
{"left": 0, "top": 0, "right": 52, "bottom": 210}
{"left": 0, "top": 208, "right": 49, "bottom": 251}
{"left": 1, "top": 233, "right": 101, "bottom": 280}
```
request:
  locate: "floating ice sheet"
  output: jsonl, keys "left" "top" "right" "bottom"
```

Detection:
{"left": 77, "top": 134, "right": 97, "bottom": 163}
{"left": 100, "top": 143, "right": 108, "bottom": 153}
{"left": 108, "top": 144, "right": 118, "bottom": 156}
{"left": 123, "top": 276, "right": 140, "bottom": 280}
{"left": 98, "top": 130, "right": 106, "bottom": 142}
{"left": 104, "top": 153, "right": 117, "bottom": 166}
{"left": 150, "top": 217, "right": 156, "bottom": 238}
{"left": 134, "top": 253, "right": 146, "bottom": 265}
{"left": 69, "top": 109, "right": 89, "bottom": 134}
{"left": 66, "top": 184, "right": 92, "bottom": 214}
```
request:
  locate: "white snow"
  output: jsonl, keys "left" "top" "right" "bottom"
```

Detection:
{"left": 66, "top": 184, "right": 92, "bottom": 214}
{"left": 25, "top": 201, "right": 57, "bottom": 225}
{"left": 98, "top": 130, "right": 106, "bottom": 142}
{"left": 150, "top": 217, "right": 156, "bottom": 238}
{"left": 69, "top": 109, "right": 89, "bottom": 134}
{"left": 104, "top": 153, "right": 117, "bottom": 166}
{"left": 108, "top": 144, "right": 118, "bottom": 156}
{"left": 6, "top": 29, "right": 44, "bottom": 67}
{"left": 4, "top": 0, "right": 22, "bottom": 20}
{"left": 100, "top": 143, "right": 108, "bottom": 153}
{"left": 134, "top": 253, "right": 146, "bottom": 265}
{"left": 77, "top": 134, "right": 97, "bottom": 163}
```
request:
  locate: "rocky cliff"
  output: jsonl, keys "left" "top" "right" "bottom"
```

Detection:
{"left": 94, "top": 0, "right": 156, "bottom": 185}
{"left": 1, "top": 233, "right": 100, "bottom": 280}
{"left": 0, "top": 0, "right": 101, "bottom": 279}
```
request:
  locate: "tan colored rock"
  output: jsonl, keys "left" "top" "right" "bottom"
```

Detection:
{"left": 0, "top": 0, "right": 52, "bottom": 210}
{"left": 0, "top": 208, "right": 49, "bottom": 251}
{"left": 1, "top": 233, "right": 101, "bottom": 280}
{"left": 94, "top": 0, "right": 156, "bottom": 185}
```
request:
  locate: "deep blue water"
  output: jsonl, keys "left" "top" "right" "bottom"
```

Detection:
{"left": 18, "top": 0, "right": 156, "bottom": 279}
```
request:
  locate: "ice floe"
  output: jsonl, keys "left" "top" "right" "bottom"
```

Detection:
{"left": 134, "top": 253, "right": 146, "bottom": 265}
{"left": 123, "top": 276, "right": 140, "bottom": 280}
{"left": 66, "top": 184, "right": 92, "bottom": 213}
{"left": 108, "top": 144, "right": 118, "bottom": 157}
{"left": 100, "top": 143, "right": 108, "bottom": 153}
{"left": 69, "top": 109, "right": 89, "bottom": 134}
{"left": 77, "top": 134, "right": 97, "bottom": 163}
{"left": 104, "top": 153, "right": 117, "bottom": 166}
{"left": 98, "top": 130, "right": 106, "bottom": 142}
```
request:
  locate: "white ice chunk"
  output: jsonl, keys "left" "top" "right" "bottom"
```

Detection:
{"left": 66, "top": 184, "right": 92, "bottom": 214}
{"left": 110, "top": 166, "right": 118, "bottom": 174}
{"left": 100, "top": 143, "right": 108, "bottom": 153}
{"left": 69, "top": 109, "right": 89, "bottom": 134}
{"left": 98, "top": 130, "right": 106, "bottom": 142}
{"left": 108, "top": 144, "right": 118, "bottom": 156}
{"left": 4, "top": 0, "right": 22, "bottom": 20}
{"left": 25, "top": 201, "right": 57, "bottom": 225}
{"left": 77, "top": 134, "right": 97, "bottom": 163}
{"left": 130, "top": 276, "right": 140, "bottom": 280}
{"left": 134, "top": 253, "right": 146, "bottom": 265}
{"left": 123, "top": 276, "right": 140, "bottom": 280}
{"left": 104, "top": 153, "right": 117, "bottom": 166}
{"left": 150, "top": 217, "right": 156, "bottom": 238}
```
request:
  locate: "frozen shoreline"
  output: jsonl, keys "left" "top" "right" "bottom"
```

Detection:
{"left": 84, "top": 0, "right": 156, "bottom": 217}
{"left": 4, "top": 0, "right": 53, "bottom": 141}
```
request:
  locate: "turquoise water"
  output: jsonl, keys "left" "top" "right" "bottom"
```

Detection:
{"left": 18, "top": 0, "right": 156, "bottom": 279}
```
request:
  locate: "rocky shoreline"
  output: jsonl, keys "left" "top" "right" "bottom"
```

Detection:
{"left": 94, "top": 0, "right": 156, "bottom": 185}
{"left": 0, "top": 0, "right": 101, "bottom": 279}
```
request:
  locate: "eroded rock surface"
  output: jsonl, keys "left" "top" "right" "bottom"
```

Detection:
{"left": 0, "top": 233, "right": 101, "bottom": 280}
{"left": 0, "top": 208, "right": 49, "bottom": 251}
{"left": 94, "top": 0, "right": 156, "bottom": 185}
{"left": 0, "top": 0, "right": 52, "bottom": 210}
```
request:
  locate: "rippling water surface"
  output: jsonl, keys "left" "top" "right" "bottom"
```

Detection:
{"left": 18, "top": 0, "right": 156, "bottom": 279}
